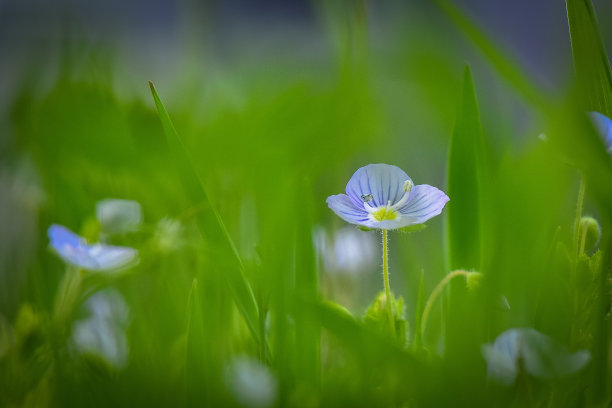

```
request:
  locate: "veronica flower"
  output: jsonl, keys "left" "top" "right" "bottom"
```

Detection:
{"left": 589, "top": 111, "right": 612, "bottom": 153}
{"left": 48, "top": 224, "right": 138, "bottom": 271}
{"left": 326, "top": 164, "right": 448, "bottom": 340}
{"left": 481, "top": 328, "right": 590, "bottom": 386}
{"left": 326, "top": 164, "right": 449, "bottom": 230}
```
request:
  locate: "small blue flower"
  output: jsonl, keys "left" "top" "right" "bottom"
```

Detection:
{"left": 326, "top": 164, "right": 449, "bottom": 230}
{"left": 72, "top": 289, "right": 129, "bottom": 368}
{"left": 481, "top": 328, "right": 590, "bottom": 386}
{"left": 48, "top": 224, "right": 138, "bottom": 271}
{"left": 589, "top": 111, "right": 612, "bottom": 153}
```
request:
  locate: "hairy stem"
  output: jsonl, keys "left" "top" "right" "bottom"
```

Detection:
{"left": 382, "top": 229, "right": 396, "bottom": 335}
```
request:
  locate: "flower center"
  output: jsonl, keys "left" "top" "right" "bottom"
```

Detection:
{"left": 360, "top": 179, "right": 413, "bottom": 224}
{"left": 371, "top": 207, "right": 398, "bottom": 221}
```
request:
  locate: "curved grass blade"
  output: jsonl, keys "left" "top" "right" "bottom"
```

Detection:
{"left": 434, "top": 1, "right": 612, "bottom": 206}
{"left": 433, "top": 0, "right": 547, "bottom": 109}
{"left": 565, "top": 1, "right": 612, "bottom": 400}
{"left": 567, "top": 0, "right": 612, "bottom": 116}
{"left": 148, "top": 81, "right": 260, "bottom": 344}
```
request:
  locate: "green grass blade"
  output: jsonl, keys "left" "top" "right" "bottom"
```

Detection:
{"left": 184, "top": 279, "right": 207, "bottom": 405}
{"left": 433, "top": 0, "right": 547, "bottom": 108}
{"left": 294, "top": 178, "right": 320, "bottom": 386}
{"left": 566, "top": 0, "right": 612, "bottom": 116}
{"left": 444, "top": 67, "right": 489, "bottom": 388}
{"left": 412, "top": 269, "right": 425, "bottom": 351}
{"left": 446, "top": 66, "right": 485, "bottom": 271}
{"left": 565, "top": 1, "right": 612, "bottom": 400}
{"left": 148, "top": 81, "right": 260, "bottom": 343}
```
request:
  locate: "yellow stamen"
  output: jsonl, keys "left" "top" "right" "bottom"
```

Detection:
{"left": 371, "top": 207, "right": 398, "bottom": 221}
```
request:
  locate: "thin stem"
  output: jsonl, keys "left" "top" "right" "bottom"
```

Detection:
{"left": 572, "top": 176, "right": 585, "bottom": 262}
{"left": 258, "top": 292, "right": 267, "bottom": 364}
{"left": 53, "top": 266, "right": 82, "bottom": 325}
{"left": 570, "top": 175, "right": 585, "bottom": 347}
{"left": 420, "top": 269, "right": 470, "bottom": 339}
{"left": 382, "top": 229, "right": 395, "bottom": 335}
{"left": 579, "top": 221, "right": 588, "bottom": 256}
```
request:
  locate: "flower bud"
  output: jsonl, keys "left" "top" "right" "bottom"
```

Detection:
{"left": 580, "top": 216, "right": 601, "bottom": 252}
{"left": 466, "top": 271, "right": 483, "bottom": 291}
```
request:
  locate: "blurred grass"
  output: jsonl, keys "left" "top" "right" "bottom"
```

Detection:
{"left": 0, "top": 0, "right": 611, "bottom": 406}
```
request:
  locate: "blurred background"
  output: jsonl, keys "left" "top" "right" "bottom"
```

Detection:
{"left": 1, "top": 0, "right": 612, "bottom": 406}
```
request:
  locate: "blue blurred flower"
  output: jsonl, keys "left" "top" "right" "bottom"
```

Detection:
{"left": 589, "top": 111, "right": 612, "bottom": 153}
{"left": 313, "top": 226, "right": 376, "bottom": 275}
{"left": 72, "top": 289, "right": 129, "bottom": 368}
{"left": 48, "top": 224, "right": 138, "bottom": 271}
{"left": 481, "top": 328, "right": 590, "bottom": 386}
{"left": 326, "top": 164, "right": 449, "bottom": 230}
{"left": 225, "top": 355, "right": 278, "bottom": 408}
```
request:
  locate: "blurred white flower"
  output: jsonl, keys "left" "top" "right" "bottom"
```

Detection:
{"left": 72, "top": 289, "right": 130, "bottom": 368}
{"left": 225, "top": 355, "right": 277, "bottom": 408}
{"left": 96, "top": 198, "right": 142, "bottom": 235}
{"left": 482, "top": 328, "right": 589, "bottom": 385}
{"left": 153, "top": 217, "right": 184, "bottom": 253}
{"left": 314, "top": 226, "right": 376, "bottom": 275}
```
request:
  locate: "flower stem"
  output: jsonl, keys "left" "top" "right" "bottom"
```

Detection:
{"left": 382, "top": 229, "right": 396, "bottom": 335}
{"left": 420, "top": 269, "right": 470, "bottom": 339}
{"left": 572, "top": 176, "right": 585, "bottom": 261}
{"left": 53, "top": 266, "right": 82, "bottom": 327}
{"left": 570, "top": 175, "right": 585, "bottom": 347}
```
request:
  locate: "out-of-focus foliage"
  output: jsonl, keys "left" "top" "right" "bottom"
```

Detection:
{"left": 0, "top": 0, "right": 611, "bottom": 406}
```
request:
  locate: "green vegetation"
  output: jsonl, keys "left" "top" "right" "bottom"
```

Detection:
{"left": 1, "top": 1, "right": 611, "bottom": 406}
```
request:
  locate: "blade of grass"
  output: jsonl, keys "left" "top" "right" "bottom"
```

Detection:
{"left": 436, "top": 0, "right": 612, "bottom": 211}
{"left": 566, "top": 0, "right": 612, "bottom": 400}
{"left": 294, "top": 177, "right": 320, "bottom": 387}
{"left": 148, "top": 81, "right": 260, "bottom": 344}
{"left": 444, "top": 66, "right": 489, "bottom": 393}
{"left": 446, "top": 66, "right": 485, "bottom": 272}
{"left": 433, "top": 0, "right": 547, "bottom": 109}
{"left": 184, "top": 278, "right": 207, "bottom": 406}
{"left": 567, "top": 0, "right": 612, "bottom": 116}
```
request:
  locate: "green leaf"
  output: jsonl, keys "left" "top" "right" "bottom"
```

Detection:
{"left": 566, "top": 0, "right": 612, "bottom": 116}
{"left": 363, "top": 291, "right": 408, "bottom": 346}
{"left": 308, "top": 300, "right": 421, "bottom": 375}
{"left": 446, "top": 66, "right": 485, "bottom": 271}
{"left": 148, "top": 82, "right": 260, "bottom": 344}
